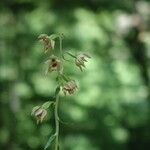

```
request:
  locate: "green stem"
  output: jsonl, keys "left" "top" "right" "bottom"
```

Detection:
{"left": 54, "top": 34, "right": 63, "bottom": 150}
{"left": 59, "top": 36, "right": 63, "bottom": 59}
{"left": 54, "top": 92, "right": 59, "bottom": 150}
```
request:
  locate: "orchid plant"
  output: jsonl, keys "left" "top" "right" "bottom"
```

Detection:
{"left": 31, "top": 33, "right": 91, "bottom": 150}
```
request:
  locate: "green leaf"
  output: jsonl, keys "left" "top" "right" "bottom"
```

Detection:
{"left": 56, "top": 75, "right": 61, "bottom": 83}
{"left": 61, "top": 74, "right": 69, "bottom": 82}
{"left": 66, "top": 52, "right": 76, "bottom": 58}
{"left": 42, "top": 101, "right": 53, "bottom": 109}
{"left": 55, "top": 86, "right": 60, "bottom": 96}
{"left": 44, "top": 134, "right": 56, "bottom": 150}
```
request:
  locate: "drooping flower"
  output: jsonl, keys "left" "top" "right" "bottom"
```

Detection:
{"left": 45, "top": 55, "right": 61, "bottom": 75}
{"left": 75, "top": 52, "right": 91, "bottom": 71}
{"left": 38, "top": 34, "right": 55, "bottom": 53}
{"left": 31, "top": 106, "right": 47, "bottom": 124}
{"left": 62, "top": 80, "right": 77, "bottom": 95}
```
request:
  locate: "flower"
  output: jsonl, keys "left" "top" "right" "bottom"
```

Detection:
{"left": 75, "top": 52, "right": 91, "bottom": 71}
{"left": 38, "top": 34, "right": 55, "bottom": 53}
{"left": 62, "top": 80, "right": 77, "bottom": 95}
{"left": 31, "top": 106, "right": 47, "bottom": 124}
{"left": 45, "top": 55, "right": 61, "bottom": 74}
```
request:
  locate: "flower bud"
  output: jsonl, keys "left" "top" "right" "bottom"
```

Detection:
{"left": 38, "top": 34, "right": 55, "bottom": 53}
{"left": 31, "top": 106, "right": 47, "bottom": 124}
{"left": 62, "top": 80, "right": 77, "bottom": 95}
{"left": 45, "top": 55, "right": 61, "bottom": 75}
{"left": 75, "top": 53, "right": 91, "bottom": 71}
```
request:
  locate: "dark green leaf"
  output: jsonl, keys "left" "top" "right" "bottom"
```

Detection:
{"left": 55, "top": 86, "right": 60, "bottom": 96}
{"left": 44, "top": 134, "right": 56, "bottom": 150}
{"left": 42, "top": 101, "right": 53, "bottom": 109}
{"left": 66, "top": 52, "right": 76, "bottom": 58}
{"left": 61, "top": 74, "right": 69, "bottom": 82}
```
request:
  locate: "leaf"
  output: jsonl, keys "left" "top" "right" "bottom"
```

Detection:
{"left": 55, "top": 86, "right": 60, "bottom": 96}
{"left": 44, "top": 134, "right": 56, "bottom": 150}
{"left": 42, "top": 101, "right": 53, "bottom": 109}
{"left": 66, "top": 52, "right": 76, "bottom": 58}
{"left": 56, "top": 74, "right": 62, "bottom": 82}
{"left": 50, "top": 39, "right": 55, "bottom": 49}
{"left": 61, "top": 74, "right": 69, "bottom": 82}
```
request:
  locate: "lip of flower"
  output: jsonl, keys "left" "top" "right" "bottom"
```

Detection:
{"left": 62, "top": 80, "right": 77, "bottom": 95}
{"left": 35, "top": 108, "right": 44, "bottom": 117}
{"left": 45, "top": 56, "right": 61, "bottom": 74}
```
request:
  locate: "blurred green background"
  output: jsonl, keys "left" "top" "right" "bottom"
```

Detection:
{"left": 0, "top": 0, "right": 150, "bottom": 150}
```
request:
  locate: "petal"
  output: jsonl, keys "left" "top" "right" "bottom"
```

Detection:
{"left": 50, "top": 40, "right": 55, "bottom": 49}
{"left": 31, "top": 106, "right": 41, "bottom": 116}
